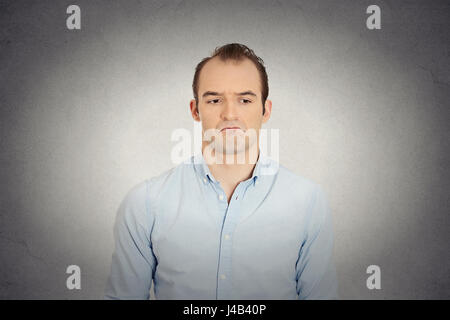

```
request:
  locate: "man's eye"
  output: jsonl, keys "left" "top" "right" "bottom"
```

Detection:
{"left": 240, "top": 99, "right": 252, "bottom": 104}
{"left": 207, "top": 99, "right": 220, "bottom": 104}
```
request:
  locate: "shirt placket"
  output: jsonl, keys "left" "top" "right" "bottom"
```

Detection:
{"left": 215, "top": 180, "right": 252, "bottom": 300}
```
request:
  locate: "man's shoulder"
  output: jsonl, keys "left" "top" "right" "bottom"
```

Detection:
{"left": 274, "top": 161, "right": 325, "bottom": 198}
{"left": 126, "top": 157, "right": 195, "bottom": 195}
{"left": 274, "top": 162, "right": 330, "bottom": 223}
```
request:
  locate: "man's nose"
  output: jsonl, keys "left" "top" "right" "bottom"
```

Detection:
{"left": 221, "top": 100, "right": 239, "bottom": 120}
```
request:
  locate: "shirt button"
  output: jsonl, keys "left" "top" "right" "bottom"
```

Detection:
{"left": 203, "top": 178, "right": 207, "bottom": 183}
{"left": 219, "top": 194, "right": 224, "bottom": 201}
{"left": 224, "top": 234, "right": 230, "bottom": 240}
{"left": 220, "top": 274, "right": 226, "bottom": 280}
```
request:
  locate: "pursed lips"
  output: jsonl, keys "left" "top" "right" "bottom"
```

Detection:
{"left": 220, "top": 126, "right": 242, "bottom": 131}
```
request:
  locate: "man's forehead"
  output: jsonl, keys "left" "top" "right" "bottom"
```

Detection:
{"left": 198, "top": 57, "right": 261, "bottom": 95}
{"left": 200, "top": 57, "right": 259, "bottom": 76}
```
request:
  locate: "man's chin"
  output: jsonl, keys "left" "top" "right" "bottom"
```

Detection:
{"left": 217, "top": 144, "right": 247, "bottom": 155}
{"left": 216, "top": 146, "right": 250, "bottom": 163}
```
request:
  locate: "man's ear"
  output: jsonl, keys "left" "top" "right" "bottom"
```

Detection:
{"left": 190, "top": 99, "right": 201, "bottom": 122}
{"left": 262, "top": 99, "right": 272, "bottom": 124}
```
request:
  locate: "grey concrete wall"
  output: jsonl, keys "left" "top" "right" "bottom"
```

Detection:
{"left": 0, "top": 0, "right": 449, "bottom": 299}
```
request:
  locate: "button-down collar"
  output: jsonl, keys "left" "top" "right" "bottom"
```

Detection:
{"left": 192, "top": 151, "right": 273, "bottom": 186}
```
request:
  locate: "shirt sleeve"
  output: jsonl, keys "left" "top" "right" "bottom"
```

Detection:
{"left": 104, "top": 180, "right": 157, "bottom": 299}
{"left": 296, "top": 185, "right": 339, "bottom": 299}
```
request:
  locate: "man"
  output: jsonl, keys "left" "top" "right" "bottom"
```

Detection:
{"left": 105, "top": 43, "right": 338, "bottom": 299}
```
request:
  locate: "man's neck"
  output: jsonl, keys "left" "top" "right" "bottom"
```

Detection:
{"left": 203, "top": 146, "right": 260, "bottom": 188}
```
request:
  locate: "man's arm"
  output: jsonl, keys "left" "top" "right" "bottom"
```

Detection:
{"left": 295, "top": 185, "right": 338, "bottom": 299}
{"left": 104, "top": 180, "right": 157, "bottom": 299}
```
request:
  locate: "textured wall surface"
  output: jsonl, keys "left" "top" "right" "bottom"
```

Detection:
{"left": 0, "top": 0, "right": 449, "bottom": 299}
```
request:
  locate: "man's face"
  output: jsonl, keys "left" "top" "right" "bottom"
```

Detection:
{"left": 190, "top": 57, "right": 272, "bottom": 159}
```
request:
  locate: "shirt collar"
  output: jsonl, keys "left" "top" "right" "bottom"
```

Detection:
{"left": 192, "top": 150, "right": 276, "bottom": 185}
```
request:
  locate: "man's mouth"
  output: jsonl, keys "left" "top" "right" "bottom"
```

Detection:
{"left": 220, "top": 127, "right": 242, "bottom": 132}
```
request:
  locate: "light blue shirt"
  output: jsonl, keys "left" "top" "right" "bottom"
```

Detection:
{"left": 105, "top": 152, "right": 338, "bottom": 299}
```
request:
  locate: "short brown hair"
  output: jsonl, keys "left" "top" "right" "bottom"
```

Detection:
{"left": 192, "top": 43, "right": 269, "bottom": 115}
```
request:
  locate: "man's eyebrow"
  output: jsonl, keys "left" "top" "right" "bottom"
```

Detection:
{"left": 201, "top": 90, "right": 257, "bottom": 98}
{"left": 202, "top": 91, "right": 222, "bottom": 98}
{"left": 237, "top": 91, "right": 257, "bottom": 97}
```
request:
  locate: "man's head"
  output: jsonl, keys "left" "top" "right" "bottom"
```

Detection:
{"left": 190, "top": 43, "right": 272, "bottom": 159}
{"left": 192, "top": 43, "right": 269, "bottom": 114}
